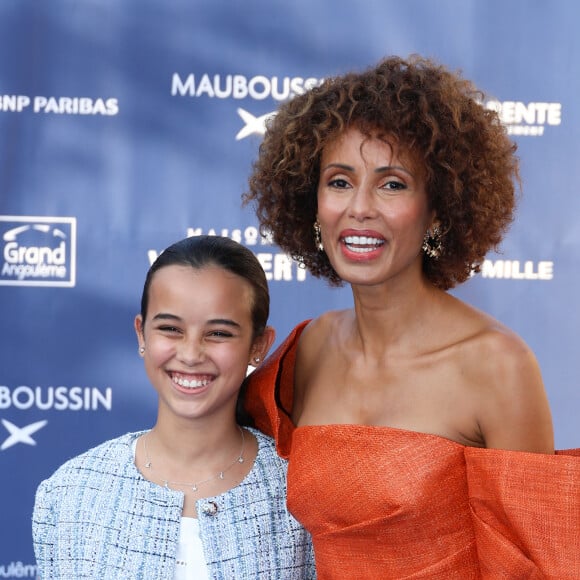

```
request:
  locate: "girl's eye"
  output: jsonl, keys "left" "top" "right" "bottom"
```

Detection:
{"left": 158, "top": 325, "right": 181, "bottom": 333}
{"left": 208, "top": 330, "right": 234, "bottom": 339}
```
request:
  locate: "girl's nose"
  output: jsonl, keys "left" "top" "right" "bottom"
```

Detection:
{"left": 177, "top": 338, "right": 205, "bottom": 366}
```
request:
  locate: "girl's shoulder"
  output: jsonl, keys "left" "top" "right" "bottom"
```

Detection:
{"left": 249, "top": 427, "right": 288, "bottom": 471}
{"left": 40, "top": 431, "right": 144, "bottom": 487}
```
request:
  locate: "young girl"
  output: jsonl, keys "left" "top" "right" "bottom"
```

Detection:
{"left": 32, "top": 235, "right": 315, "bottom": 579}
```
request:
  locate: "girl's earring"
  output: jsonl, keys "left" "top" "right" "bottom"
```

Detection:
{"left": 139, "top": 346, "right": 145, "bottom": 355}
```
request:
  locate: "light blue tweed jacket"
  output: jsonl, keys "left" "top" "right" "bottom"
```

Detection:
{"left": 32, "top": 428, "right": 316, "bottom": 579}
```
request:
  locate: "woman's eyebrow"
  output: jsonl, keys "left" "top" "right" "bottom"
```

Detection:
{"left": 374, "top": 165, "right": 413, "bottom": 177}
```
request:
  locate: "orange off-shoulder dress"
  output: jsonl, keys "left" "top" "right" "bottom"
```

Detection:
{"left": 245, "top": 321, "right": 580, "bottom": 579}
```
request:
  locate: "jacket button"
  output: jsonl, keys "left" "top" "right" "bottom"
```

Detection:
{"left": 201, "top": 501, "right": 218, "bottom": 516}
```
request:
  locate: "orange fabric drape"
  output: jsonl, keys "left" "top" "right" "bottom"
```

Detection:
{"left": 244, "top": 321, "right": 580, "bottom": 579}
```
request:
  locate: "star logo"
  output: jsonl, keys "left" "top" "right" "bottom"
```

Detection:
{"left": 1, "top": 418, "right": 48, "bottom": 450}
{"left": 235, "top": 108, "right": 277, "bottom": 140}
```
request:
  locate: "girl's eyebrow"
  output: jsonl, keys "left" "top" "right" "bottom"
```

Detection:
{"left": 208, "top": 318, "right": 241, "bottom": 329}
{"left": 152, "top": 313, "right": 182, "bottom": 322}
{"left": 152, "top": 313, "right": 241, "bottom": 329}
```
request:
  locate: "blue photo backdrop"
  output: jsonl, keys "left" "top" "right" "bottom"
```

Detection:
{"left": 1, "top": 0, "right": 579, "bottom": 573}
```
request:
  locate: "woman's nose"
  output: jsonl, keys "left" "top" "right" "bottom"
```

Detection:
{"left": 348, "top": 186, "right": 378, "bottom": 221}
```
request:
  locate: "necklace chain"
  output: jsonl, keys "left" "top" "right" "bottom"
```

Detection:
{"left": 142, "top": 426, "right": 246, "bottom": 492}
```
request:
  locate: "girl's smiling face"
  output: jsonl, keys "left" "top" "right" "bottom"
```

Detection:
{"left": 135, "top": 264, "right": 261, "bottom": 424}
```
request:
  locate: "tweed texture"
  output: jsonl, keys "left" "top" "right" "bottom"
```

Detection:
{"left": 245, "top": 320, "right": 580, "bottom": 580}
{"left": 33, "top": 428, "right": 316, "bottom": 579}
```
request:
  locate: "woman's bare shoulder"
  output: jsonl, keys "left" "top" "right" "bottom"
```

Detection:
{"left": 298, "top": 309, "right": 351, "bottom": 352}
{"left": 293, "top": 310, "right": 351, "bottom": 411}
{"left": 454, "top": 309, "right": 554, "bottom": 453}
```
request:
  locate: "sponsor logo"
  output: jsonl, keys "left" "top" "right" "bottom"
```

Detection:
{"left": 0, "top": 385, "right": 112, "bottom": 449}
{"left": 0, "top": 562, "right": 37, "bottom": 578}
{"left": 0, "top": 385, "right": 113, "bottom": 412}
{"left": 480, "top": 259, "right": 554, "bottom": 280}
{"left": 0, "top": 94, "right": 119, "bottom": 115}
{"left": 147, "top": 227, "right": 307, "bottom": 282}
{"left": 171, "top": 72, "right": 324, "bottom": 141}
{"left": 0, "top": 419, "right": 47, "bottom": 451}
{"left": 171, "top": 73, "right": 324, "bottom": 101}
{"left": 484, "top": 100, "right": 561, "bottom": 137}
{"left": 0, "top": 216, "right": 76, "bottom": 287}
{"left": 235, "top": 108, "right": 276, "bottom": 140}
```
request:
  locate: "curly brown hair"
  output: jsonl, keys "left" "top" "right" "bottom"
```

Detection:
{"left": 243, "top": 55, "right": 519, "bottom": 290}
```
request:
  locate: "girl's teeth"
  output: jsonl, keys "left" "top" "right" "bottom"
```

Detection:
{"left": 173, "top": 376, "right": 209, "bottom": 389}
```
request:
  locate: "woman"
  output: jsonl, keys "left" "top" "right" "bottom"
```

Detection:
{"left": 243, "top": 56, "right": 580, "bottom": 579}
{"left": 33, "top": 235, "right": 316, "bottom": 579}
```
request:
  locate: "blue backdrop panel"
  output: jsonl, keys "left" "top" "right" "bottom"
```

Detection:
{"left": 0, "top": 0, "right": 578, "bottom": 573}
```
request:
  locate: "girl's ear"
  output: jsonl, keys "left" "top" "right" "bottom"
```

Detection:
{"left": 134, "top": 315, "right": 145, "bottom": 350}
{"left": 250, "top": 326, "right": 276, "bottom": 367}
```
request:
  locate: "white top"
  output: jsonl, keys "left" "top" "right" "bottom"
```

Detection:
{"left": 174, "top": 517, "right": 209, "bottom": 580}
{"left": 131, "top": 438, "right": 209, "bottom": 580}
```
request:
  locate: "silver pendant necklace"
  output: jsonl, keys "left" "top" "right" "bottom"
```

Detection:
{"left": 142, "top": 426, "right": 245, "bottom": 492}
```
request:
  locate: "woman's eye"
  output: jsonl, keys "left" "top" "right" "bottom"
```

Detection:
{"left": 382, "top": 180, "right": 406, "bottom": 192}
{"left": 328, "top": 177, "right": 351, "bottom": 189}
